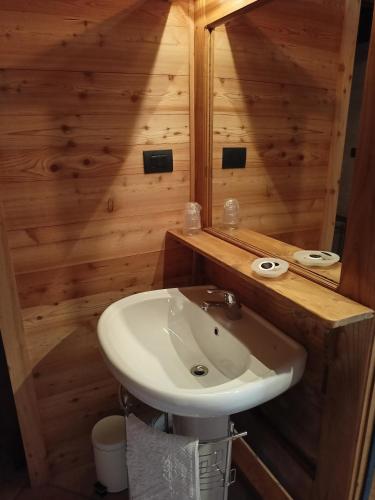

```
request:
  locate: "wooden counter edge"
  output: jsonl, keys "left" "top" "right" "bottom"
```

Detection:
{"left": 167, "top": 229, "right": 374, "bottom": 329}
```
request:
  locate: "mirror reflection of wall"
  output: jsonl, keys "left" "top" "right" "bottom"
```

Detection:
{"left": 210, "top": 0, "right": 373, "bottom": 284}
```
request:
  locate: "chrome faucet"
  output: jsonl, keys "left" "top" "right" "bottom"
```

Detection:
{"left": 201, "top": 289, "right": 242, "bottom": 320}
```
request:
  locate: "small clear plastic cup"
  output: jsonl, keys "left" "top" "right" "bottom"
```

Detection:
{"left": 223, "top": 198, "right": 240, "bottom": 229}
{"left": 183, "top": 202, "right": 202, "bottom": 235}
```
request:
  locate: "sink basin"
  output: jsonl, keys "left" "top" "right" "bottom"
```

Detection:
{"left": 98, "top": 286, "right": 306, "bottom": 418}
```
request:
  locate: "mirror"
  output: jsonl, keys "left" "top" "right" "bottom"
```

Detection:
{"left": 208, "top": 0, "right": 373, "bottom": 287}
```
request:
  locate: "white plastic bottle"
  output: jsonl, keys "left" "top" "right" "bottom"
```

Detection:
{"left": 183, "top": 202, "right": 202, "bottom": 235}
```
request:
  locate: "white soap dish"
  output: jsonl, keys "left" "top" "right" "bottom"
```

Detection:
{"left": 293, "top": 250, "right": 340, "bottom": 267}
{"left": 251, "top": 258, "right": 289, "bottom": 278}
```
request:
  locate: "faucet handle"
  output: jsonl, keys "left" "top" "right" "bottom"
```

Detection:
{"left": 207, "top": 289, "right": 239, "bottom": 306}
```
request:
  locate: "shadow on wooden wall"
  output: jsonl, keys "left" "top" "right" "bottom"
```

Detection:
{"left": 0, "top": 0, "right": 192, "bottom": 487}
{"left": 1, "top": 1, "right": 176, "bottom": 297}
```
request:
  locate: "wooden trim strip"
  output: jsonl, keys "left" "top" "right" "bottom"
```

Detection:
{"left": 168, "top": 229, "right": 373, "bottom": 328}
{"left": 0, "top": 203, "right": 48, "bottom": 485}
{"left": 194, "top": 0, "right": 212, "bottom": 222}
{"left": 233, "top": 438, "right": 292, "bottom": 500}
{"left": 188, "top": 0, "right": 196, "bottom": 201}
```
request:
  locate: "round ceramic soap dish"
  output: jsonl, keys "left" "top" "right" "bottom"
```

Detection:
{"left": 293, "top": 250, "right": 340, "bottom": 267}
{"left": 251, "top": 258, "right": 289, "bottom": 278}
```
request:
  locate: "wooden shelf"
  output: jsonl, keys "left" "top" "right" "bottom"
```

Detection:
{"left": 206, "top": 226, "right": 341, "bottom": 287}
{"left": 168, "top": 229, "right": 373, "bottom": 328}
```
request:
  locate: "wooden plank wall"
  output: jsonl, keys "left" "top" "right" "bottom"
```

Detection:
{"left": 0, "top": 0, "right": 193, "bottom": 489}
{"left": 211, "top": 0, "right": 345, "bottom": 248}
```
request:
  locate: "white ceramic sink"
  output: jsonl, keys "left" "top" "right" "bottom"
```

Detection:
{"left": 98, "top": 286, "right": 306, "bottom": 418}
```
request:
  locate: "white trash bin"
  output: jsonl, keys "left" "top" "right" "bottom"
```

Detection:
{"left": 92, "top": 415, "right": 128, "bottom": 493}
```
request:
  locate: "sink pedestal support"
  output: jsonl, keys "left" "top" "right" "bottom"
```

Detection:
{"left": 172, "top": 415, "right": 233, "bottom": 500}
{"left": 172, "top": 415, "right": 230, "bottom": 440}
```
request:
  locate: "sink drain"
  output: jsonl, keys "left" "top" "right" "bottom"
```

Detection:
{"left": 190, "top": 364, "right": 209, "bottom": 377}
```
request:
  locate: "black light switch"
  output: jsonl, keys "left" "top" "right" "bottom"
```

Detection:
{"left": 143, "top": 150, "right": 173, "bottom": 174}
{"left": 222, "top": 147, "right": 247, "bottom": 169}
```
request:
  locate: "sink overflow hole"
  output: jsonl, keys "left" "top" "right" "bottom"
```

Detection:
{"left": 191, "top": 364, "right": 209, "bottom": 377}
{"left": 214, "top": 327, "right": 219, "bottom": 336}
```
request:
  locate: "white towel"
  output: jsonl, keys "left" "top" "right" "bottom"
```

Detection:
{"left": 126, "top": 414, "right": 200, "bottom": 500}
